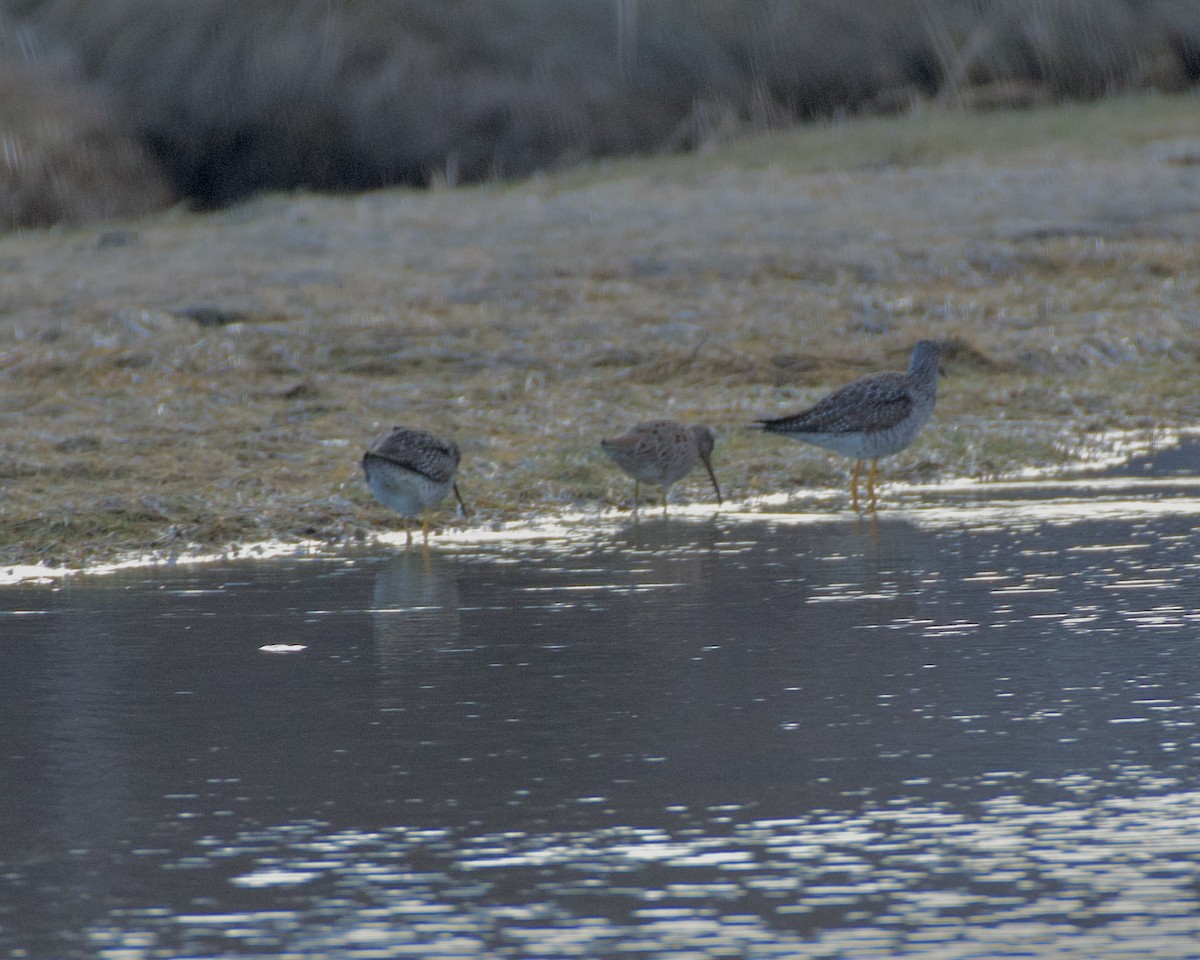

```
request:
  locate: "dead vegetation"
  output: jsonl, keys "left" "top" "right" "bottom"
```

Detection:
{"left": 1, "top": 93, "right": 1200, "bottom": 568}
{"left": 0, "top": 21, "right": 172, "bottom": 229}
{"left": 1, "top": 0, "right": 1200, "bottom": 211}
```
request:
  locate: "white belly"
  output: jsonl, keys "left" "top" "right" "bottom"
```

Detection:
{"left": 365, "top": 463, "right": 451, "bottom": 517}
{"left": 791, "top": 411, "right": 931, "bottom": 460}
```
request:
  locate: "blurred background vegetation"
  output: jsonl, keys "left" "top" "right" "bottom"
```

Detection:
{"left": 2, "top": 0, "right": 1199, "bottom": 228}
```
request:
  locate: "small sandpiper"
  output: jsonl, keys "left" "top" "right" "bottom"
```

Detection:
{"left": 756, "top": 340, "right": 942, "bottom": 511}
{"left": 601, "top": 420, "right": 723, "bottom": 514}
{"left": 362, "top": 427, "right": 468, "bottom": 543}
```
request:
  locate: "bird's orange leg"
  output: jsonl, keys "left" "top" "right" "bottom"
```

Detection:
{"left": 867, "top": 459, "right": 879, "bottom": 513}
{"left": 851, "top": 460, "right": 862, "bottom": 512}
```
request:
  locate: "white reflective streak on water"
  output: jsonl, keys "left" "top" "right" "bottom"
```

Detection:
{"left": 4, "top": 441, "right": 1200, "bottom": 959}
{"left": 90, "top": 783, "right": 1200, "bottom": 958}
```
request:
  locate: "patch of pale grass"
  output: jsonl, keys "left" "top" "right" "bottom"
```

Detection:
{"left": 546, "top": 92, "right": 1200, "bottom": 190}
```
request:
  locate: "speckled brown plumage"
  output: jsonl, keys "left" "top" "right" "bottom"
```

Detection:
{"left": 757, "top": 340, "right": 942, "bottom": 510}
{"left": 362, "top": 427, "right": 467, "bottom": 542}
{"left": 601, "top": 420, "right": 722, "bottom": 512}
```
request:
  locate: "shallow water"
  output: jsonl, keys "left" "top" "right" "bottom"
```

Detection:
{"left": 3, "top": 446, "right": 1200, "bottom": 959}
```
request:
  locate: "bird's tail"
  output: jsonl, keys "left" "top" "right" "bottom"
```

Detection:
{"left": 753, "top": 417, "right": 794, "bottom": 434}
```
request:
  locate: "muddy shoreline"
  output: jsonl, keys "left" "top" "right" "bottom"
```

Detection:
{"left": 2, "top": 95, "right": 1199, "bottom": 574}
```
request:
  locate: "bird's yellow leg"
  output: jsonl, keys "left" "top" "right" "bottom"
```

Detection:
{"left": 661, "top": 486, "right": 669, "bottom": 516}
{"left": 422, "top": 509, "right": 431, "bottom": 543}
{"left": 404, "top": 517, "right": 413, "bottom": 547}
{"left": 868, "top": 459, "right": 879, "bottom": 513}
{"left": 851, "top": 460, "right": 862, "bottom": 512}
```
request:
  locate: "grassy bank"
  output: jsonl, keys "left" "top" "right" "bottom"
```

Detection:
{"left": 2, "top": 93, "right": 1199, "bottom": 570}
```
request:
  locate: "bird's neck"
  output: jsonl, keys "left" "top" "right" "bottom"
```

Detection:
{"left": 908, "top": 352, "right": 939, "bottom": 398}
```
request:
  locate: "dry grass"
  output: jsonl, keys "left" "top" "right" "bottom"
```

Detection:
{"left": 4, "top": 0, "right": 1200, "bottom": 208}
{"left": 2, "top": 92, "right": 1200, "bottom": 567}
{"left": 0, "top": 49, "right": 173, "bottom": 228}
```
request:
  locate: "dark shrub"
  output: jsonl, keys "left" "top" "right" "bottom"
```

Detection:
{"left": 1, "top": 0, "right": 1195, "bottom": 211}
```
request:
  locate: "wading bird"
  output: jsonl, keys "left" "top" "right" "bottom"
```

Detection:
{"left": 756, "top": 340, "right": 942, "bottom": 511}
{"left": 362, "top": 427, "right": 468, "bottom": 543}
{"left": 601, "top": 420, "right": 723, "bottom": 514}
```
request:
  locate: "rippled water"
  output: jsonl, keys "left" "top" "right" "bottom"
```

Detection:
{"left": 3, "top": 448, "right": 1200, "bottom": 959}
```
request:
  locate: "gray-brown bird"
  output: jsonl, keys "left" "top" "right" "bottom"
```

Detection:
{"left": 362, "top": 427, "right": 468, "bottom": 543}
{"left": 756, "top": 340, "right": 942, "bottom": 511}
{"left": 601, "top": 420, "right": 723, "bottom": 514}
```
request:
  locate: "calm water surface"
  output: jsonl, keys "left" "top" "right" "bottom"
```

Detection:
{"left": 3, "top": 455, "right": 1200, "bottom": 959}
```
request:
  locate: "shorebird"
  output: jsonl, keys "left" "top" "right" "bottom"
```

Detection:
{"left": 756, "top": 340, "right": 942, "bottom": 511}
{"left": 601, "top": 420, "right": 723, "bottom": 514}
{"left": 362, "top": 427, "right": 468, "bottom": 543}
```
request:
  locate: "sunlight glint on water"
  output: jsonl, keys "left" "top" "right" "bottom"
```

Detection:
{"left": 2, "top": 454, "right": 1200, "bottom": 958}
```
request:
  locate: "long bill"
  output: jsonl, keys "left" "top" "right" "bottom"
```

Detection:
{"left": 702, "top": 456, "right": 723, "bottom": 505}
{"left": 453, "top": 482, "right": 470, "bottom": 517}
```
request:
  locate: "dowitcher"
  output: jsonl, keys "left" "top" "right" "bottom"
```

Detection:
{"left": 362, "top": 427, "right": 468, "bottom": 543}
{"left": 756, "top": 340, "right": 942, "bottom": 511}
{"left": 601, "top": 420, "right": 723, "bottom": 513}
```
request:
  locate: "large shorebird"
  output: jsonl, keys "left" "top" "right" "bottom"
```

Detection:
{"left": 756, "top": 340, "right": 942, "bottom": 511}
{"left": 601, "top": 420, "right": 723, "bottom": 514}
{"left": 362, "top": 427, "right": 468, "bottom": 543}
